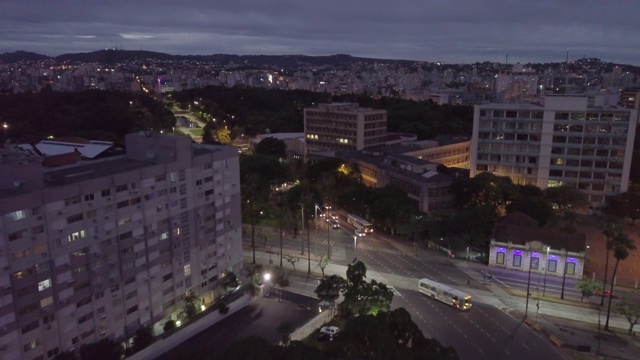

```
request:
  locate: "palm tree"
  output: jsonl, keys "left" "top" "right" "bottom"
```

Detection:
{"left": 558, "top": 210, "right": 580, "bottom": 299}
{"left": 599, "top": 216, "right": 620, "bottom": 306}
{"left": 604, "top": 231, "right": 636, "bottom": 331}
{"left": 246, "top": 265, "right": 264, "bottom": 298}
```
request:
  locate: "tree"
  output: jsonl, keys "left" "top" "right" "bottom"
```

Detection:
{"left": 182, "top": 292, "right": 202, "bottom": 320}
{"left": 613, "top": 293, "right": 640, "bottom": 335}
{"left": 316, "top": 255, "right": 329, "bottom": 277}
{"left": 376, "top": 308, "right": 419, "bottom": 347}
{"left": 285, "top": 255, "right": 300, "bottom": 272}
{"left": 605, "top": 231, "right": 637, "bottom": 331}
{"left": 255, "top": 136, "right": 287, "bottom": 159}
{"left": 543, "top": 184, "right": 589, "bottom": 212}
{"left": 603, "top": 185, "right": 640, "bottom": 223}
{"left": 327, "top": 314, "right": 397, "bottom": 359}
{"left": 216, "top": 127, "right": 231, "bottom": 144}
{"left": 163, "top": 320, "right": 176, "bottom": 332}
{"left": 274, "top": 271, "right": 290, "bottom": 302}
{"left": 131, "top": 326, "right": 154, "bottom": 353}
{"left": 315, "top": 274, "right": 346, "bottom": 303}
{"left": 599, "top": 216, "right": 621, "bottom": 306}
{"left": 79, "top": 339, "right": 123, "bottom": 360}
{"left": 342, "top": 260, "right": 394, "bottom": 316}
{"left": 556, "top": 210, "right": 580, "bottom": 300}
{"left": 246, "top": 265, "right": 264, "bottom": 298}
{"left": 277, "top": 321, "right": 295, "bottom": 345}
{"left": 575, "top": 279, "right": 600, "bottom": 302}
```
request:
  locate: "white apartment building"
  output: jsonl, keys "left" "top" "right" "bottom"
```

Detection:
{"left": 471, "top": 95, "right": 638, "bottom": 206}
{"left": 0, "top": 132, "right": 242, "bottom": 359}
{"left": 304, "top": 103, "right": 387, "bottom": 153}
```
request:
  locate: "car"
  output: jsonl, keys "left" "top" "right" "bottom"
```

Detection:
{"left": 355, "top": 230, "right": 366, "bottom": 237}
{"left": 320, "top": 326, "right": 339, "bottom": 336}
{"left": 329, "top": 212, "right": 338, "bottom": 220}
{"left": 319, "top": 213, "right": 326, "bottom": 219}
{"left": 330, "top": 220, "right": 340, "bottom": 229}
{"left": 595, "top": 289, "right": 615, "bottom": 298}
{"left": 315, "top": 332, "right": 333, "bottom": 342}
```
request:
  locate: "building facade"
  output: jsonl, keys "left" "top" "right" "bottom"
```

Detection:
{"left": 304, "top": 103, "right": 387, "bottom": 153}
{"left": 488, "top": 212, "right": 586, "bottom": 280}
{"left": 0, "top": 133, "right": 242, "bottom": 359}
{"left": 471, "top": 95, "right": 638, "bottom": 206}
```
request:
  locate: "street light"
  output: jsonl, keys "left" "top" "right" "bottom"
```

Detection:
{"left": 300, "top": 205, "right": 305, "bottom": 255}
{"left": 542, "top": 246, "right": 549, "bottom": 296}
{"left": 263, "top": 273, "right": 271, "bottom": 297}
{"left": 353, "top": 232, "right": 358, "bottom": 258}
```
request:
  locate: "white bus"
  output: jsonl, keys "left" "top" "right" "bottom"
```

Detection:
{"left": 418, "top": 278, "right": 472, "bottom": 310}
{"left": 347, "top": 213, "right": 373, "bottom": 233}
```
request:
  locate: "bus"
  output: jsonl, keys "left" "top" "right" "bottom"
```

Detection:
{"left": 347, "top": 213, "right": 373, "bottom": 233}
{"left": 418, "top": 278, "right": 472, "bottom": 310}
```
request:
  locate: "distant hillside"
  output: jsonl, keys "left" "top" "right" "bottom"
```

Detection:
{"left": 0, "top": 51, "right": 51, "bottom": 63}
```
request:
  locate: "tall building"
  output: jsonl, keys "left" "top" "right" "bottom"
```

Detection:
{"left": 0, "top": 132, "right": 242, "bottom": 359}
{"left": 304, "top": 103, "right": 387, "bottom": 153}
{"left": 471, "top": 95, "right": 638, "bottom": 206}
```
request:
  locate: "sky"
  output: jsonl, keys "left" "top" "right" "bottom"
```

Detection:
{"left": 1, "top": 0, "right": 639, "bottom": 66}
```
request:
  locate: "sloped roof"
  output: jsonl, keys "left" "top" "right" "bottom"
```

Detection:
{"left": 36, "top": 139, "right": 113, "bottom": 159}
{"left": 42, "top": 151, "right": 81, "bottom": 168}
{"left": 493, "top": 212, "right": 586, "bottom": 252}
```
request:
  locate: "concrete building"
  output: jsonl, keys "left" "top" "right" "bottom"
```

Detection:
{"left": 489, "top": 212, "right": 586, "bottom": 280}
{"left": 0, "top": 132, "right": 242, "bottom": 359}
{"left": 304, "top": 103, "right": 387, "bottom": 153}
{"left": 471, "top": 95, "right": 638, "bottom": 207}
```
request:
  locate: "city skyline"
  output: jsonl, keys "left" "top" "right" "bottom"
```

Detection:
{"left": 2, "top": 0, "right": 640, "bottom": 66}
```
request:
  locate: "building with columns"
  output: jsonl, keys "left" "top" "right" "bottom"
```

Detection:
{"left": 488, "top": 212, "right": 586, "bottom": 279}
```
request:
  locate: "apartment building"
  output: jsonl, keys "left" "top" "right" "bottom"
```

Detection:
{"left": 471, "top": 95, "right": 638, "bottom": 206}
{"left": 0, "top": 132, "right": 242, "bottom": 359}
{"left": 304, "top": 103, "right": 387, "bottom": 153}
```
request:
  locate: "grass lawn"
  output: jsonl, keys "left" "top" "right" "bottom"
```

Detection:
{"left": 189, "top": 129, "right": 204, "bottom": 136}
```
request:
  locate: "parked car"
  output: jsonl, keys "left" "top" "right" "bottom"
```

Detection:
{"left": 320, "top": 326, "right": 339, "bottom": 336}
{"left": 595, "top": 289, "right": 615, "bottom": 298}
{"left": 315, "top": 332, "right": 333, "bottom": 342}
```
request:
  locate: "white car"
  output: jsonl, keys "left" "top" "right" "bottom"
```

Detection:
{"left": 355, "top": 230, "right": 366, "bottom": 237}
{"left": 320, "top": 326, "right": 339, "bottom": 336}
{"left": 329, "top": 212, "right": 338, "bottom": 220}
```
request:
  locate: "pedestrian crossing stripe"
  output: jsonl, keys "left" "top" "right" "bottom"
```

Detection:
{"left": 388, "top": 286, "right": 401, "bottom": 296}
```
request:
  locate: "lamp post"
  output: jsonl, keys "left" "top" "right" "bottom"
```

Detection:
{"left": 542, "top": 246, "right": 549, "bottom": 297}
{"left": 300, "top": 205, "right": 305, "bottom": 255}
{"left": 525, "top": 252, "right": 534, "bottom": 318}
{"left": 263, "top": 273, "right": 271, "bottom": 297}
{"left": 327, "top": 216, "right": 331, "bottom": 259}
{"left": 353, "top": 232, "right": 358, "bottom": 258}
{"left": 307, "top": 221, "right": 311, "bottom": 274}
{"left": 248, "top": 200, "right": 256, "bottom": 264}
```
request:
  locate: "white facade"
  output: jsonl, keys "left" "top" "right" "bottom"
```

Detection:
{"left": 0, "top": 133, "right": 242, "bottom": 359}
{"left": 471, "top": 95, "right": 638, "bottom": 206}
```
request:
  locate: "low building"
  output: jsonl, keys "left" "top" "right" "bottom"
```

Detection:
{"left": 488, "top": 212, "right": 586, "bottom": 279}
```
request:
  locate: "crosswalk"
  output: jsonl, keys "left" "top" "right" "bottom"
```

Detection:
{"left": 308, "top": 237, "right": 408, "bottom": 256}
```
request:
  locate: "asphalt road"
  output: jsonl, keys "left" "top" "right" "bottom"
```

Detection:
{"left": 273, "top": 215, "right": 566, "bottom": 360}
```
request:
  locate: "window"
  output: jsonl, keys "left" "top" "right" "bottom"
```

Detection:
{"left": 184, "top": 264, "right": 191, "bottom": 276}
{"left": 84, "top": 194, "right": 95, "bottom": 202}
{"left": 115, "top": 184, "right": 128, "bottom": 193}
{"left": 64, "top": 196, "right": 81, "bottom": 206}
{"left": 23, "top": 338, "right": 41, "bottom": 352}
{"left": 9, "top": 229, "right": 28, "bottom": 241}
{"left": 67, "top": 230, "right": 86, "bottom": 243}
{"left": 162, "top": 273, "right": 173, "bottom": 282}
{"left": 21, "top": 320, "right": 39, "bottom": 334}
{"left": 4, "top": 209, "right": 26, "bottom": 221}
{"left": 40, "top": 296, "right": 53, "bottom": 308}
{"left": 38, "top": 279, "right": 51, "bottom": 291}
{"left": 126, "top": 305, "right": 138, "bottom": 315}
{"left": 101, "top": 189, "right": 111, "bottom": 197}
{"left": 548, "top": 259, "right": 557, "bottom": 273}
{"left": 496, "top": 252, "right": 505, "bottom": 264}
{"left": 66, "top": 213, "right": 84, "bottom": 224}
{"left": 566, "top": 261, "right": 575, "bottom": 275}
{"left": 117, "top": 200, "right": 129, "bottom": 209}
{"left": 530, "top": 256, "right": 539, "bottom": 270}
{"left": 513, "top": 254, "right": 522, "bottom": 267}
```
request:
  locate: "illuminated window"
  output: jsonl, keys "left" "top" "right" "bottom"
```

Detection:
{"left": 530, "top": 256, "right": 539, "bottom": 270}
{"left": 548, "top": 259, "right": 557, "bottom": 273}
{"left": 496, "top": 252, "right": 505, "bottom": 264}
{"left": 38, "top": 279, "right": 51, "bottom": 291}
{"left": 566, "top": 262, "right": 575, "bottom": 275}
{"left": 160, "top": 232, "right": 169, "bottom": 240}
{"left": 5, "top": 209, "right": 26, "bottom": 221}
{"left": 513, "top": 254, "right": 522, "bottom": 267}
{"left": 67, "top": 230, "right": 86, "bottom": 243}
{"left": 40, "top": 296, "right": 53, "bottom": 308}
{"left": 184, "top": 264, "right": 191, "bottom": 276}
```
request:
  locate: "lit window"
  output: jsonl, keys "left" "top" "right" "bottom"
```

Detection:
{"left": 184, "top": 264, "right": 191, "bottom": 276}
{"left": 40, "top": 296, "right": 53, "bottom": 308}
{"left": 38, "top": 279, "right": 51, "bottom": 291}
{"left": 5, "top": 210, "right": 26, "bottom": 221}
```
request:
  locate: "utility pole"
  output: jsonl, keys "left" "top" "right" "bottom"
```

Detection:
{"left": 300, "top": 205, "right": 305, "bottom": 255}
{"left": 524, "top": 252, "right": 533, "bottom": 318}
{"left": 327, "top": 218, "right": 331, "bottom": 259}
{"left": 307, "top": 222, "right": 311, "bottom": 274}
{"left": 249, "top": 200, "right": 255, "bottom": 264}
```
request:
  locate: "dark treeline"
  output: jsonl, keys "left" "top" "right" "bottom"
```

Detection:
{"left": 172, "top": 86, "right": 474, "bottom": 140}
{"left": 0, "top": 88, "right": 175, "bottom": 144}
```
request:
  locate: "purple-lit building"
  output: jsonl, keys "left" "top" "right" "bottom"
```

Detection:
{"left": 488, "top": 212, "right": 586, "bottom": 279}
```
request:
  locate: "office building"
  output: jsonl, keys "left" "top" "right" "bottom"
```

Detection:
{"left": 304, "top": 103, "right": 387, "bottom": 153}
{"left": 0, "top": 132, "right": 242, "bottom": 359}
{"left": 471, "top": 95, "right": 638, "bottom": 206}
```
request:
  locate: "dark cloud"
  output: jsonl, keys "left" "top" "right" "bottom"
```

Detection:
{"left": 0, "top": 0, "right": 638, "bottom": 65}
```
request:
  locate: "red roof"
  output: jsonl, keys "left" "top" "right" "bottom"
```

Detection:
{"left": 43, "top": 151, "right": 81, "bottom": 168}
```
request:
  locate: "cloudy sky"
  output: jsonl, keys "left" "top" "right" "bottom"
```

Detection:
{"left": 1, "top": 0, "right": 639, "bottom": 65}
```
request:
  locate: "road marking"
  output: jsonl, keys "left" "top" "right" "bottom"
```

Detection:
{"left": 522, "top": 343, "right": 529, "bottom": 350}
{"left": 388, "top": 286, "right": 401, "bottom": 296}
